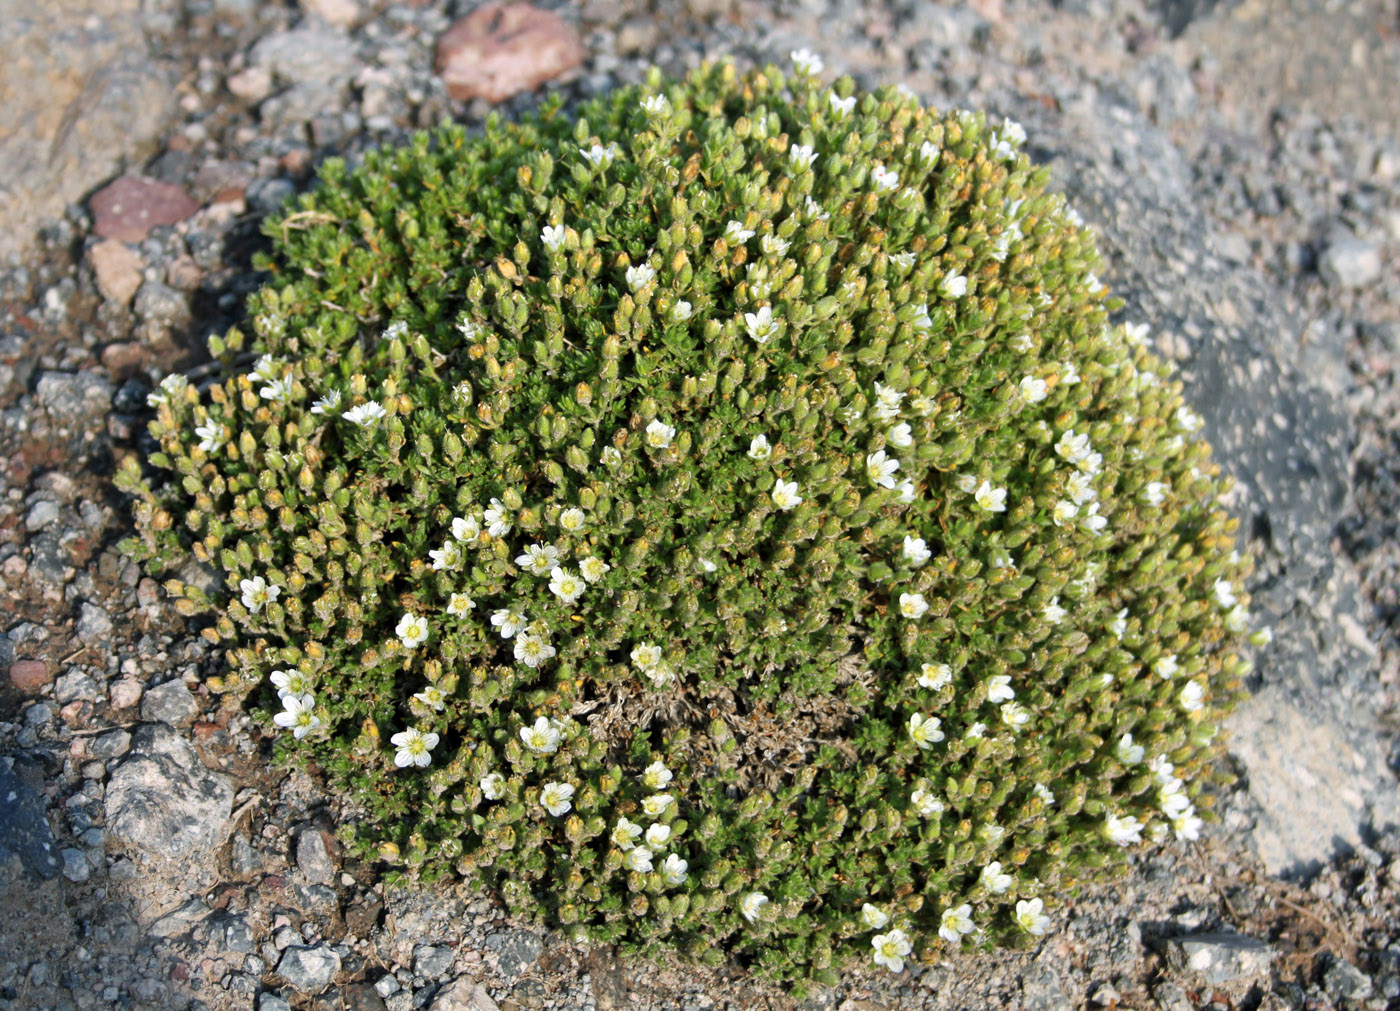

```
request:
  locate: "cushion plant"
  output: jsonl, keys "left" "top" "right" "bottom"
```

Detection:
{"left": 118, "top": 55, "right": 1261, "bottom": 988}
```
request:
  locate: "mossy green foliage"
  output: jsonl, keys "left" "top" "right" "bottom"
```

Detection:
{"left": 119, "top": 61, "right": 1256, "bottom": 986}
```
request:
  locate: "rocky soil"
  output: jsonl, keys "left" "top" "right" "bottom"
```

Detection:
{"left": 1, "top": 1, "right": 1398, "bottom": 1010}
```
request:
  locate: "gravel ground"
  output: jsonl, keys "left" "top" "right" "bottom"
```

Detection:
{"left": 1, "top": 1, "right": 1398, "bottom": 1010}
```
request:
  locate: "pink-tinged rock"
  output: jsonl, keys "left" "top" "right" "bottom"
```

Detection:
{"left": 435, "top": 3, "right": 584, "bottom": 104}
{"left": 301, "top": 0, "right": 361, "bottom": 27}
{"left": 90, "top": 175, "right": 200, "bottom": 242}
{"left": 109, "top": 678, "right": 143, "bottom": 710}
{"left": 87, "top": 239, "right": 144, "bottom": 305}
{"left": 9, "top": 660, "right": 52, "bottom": 693}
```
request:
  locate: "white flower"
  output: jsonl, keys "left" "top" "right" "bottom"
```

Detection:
{"left": 541, "top": 224, "right": 566, "bottom": 250}
{"left": 896, "top": 480, "right": 916, "bottom": 504}
{"left": 520, "top": 716, "right": 562, "bottom": 754}
{"left": 643, "top": 760, "right": 672, "bottom": 790}
{"left": 938, "top": 904, "right": 974, "bottom": 943}
{"left": 902, "top": 536, "right": 931, "bottom": 568}
{"left": 601, "top": 446, "right": 622, "bottom": 467}
{"left": 985, "top": 675, "right": 1015, "bottom": 704}
{"left": 698, "top": 557, "right": 717, "bottom": 573}
{"left": 748, "top": 434, "right": 773, "bottom": 460}
{"left": 1055, "top": 428, "right": 1092, "bottom": 464}
{"left": 540, "top": 781, "right": 575, "bottom": 817}
{"left": 789, "top": 143, "right": 818, "bottom": 170}
{"left": 645, "top": 661, "right": 675, "bottom": 686}
{"left": 1122, "top": 321, "right": 1151, "bottom": 347}
{"left": 1152, "top": 654, "right": 1180, "bottom": 679}
{"left": 1042, "top": 596, "right": 1066, "bottom": 624}
{"left": 981, "top": 862, "right": 1013, "bottom": 894}
{"left": 645, "top": 419, "right": 676, "bottom": 448}
{"left": 626, "top": 264, "right": 655, "bottom": 291}
{"left": 645, "top": 823, "right": 672, "bottom": 848}
{"left": 1015, "top": 898, "right": 1051, "bottom": 936}
{"left": 273, "top": 693, "right": 321, "bottom": 739}
{"left": 641, "top": 794, "right": 674, "bottom": 818}
{"left": 413, "top": 685, "right": 447, "bottom": 711}
{"left": 1179, "top": 680, "right": 1205, "bottom": 712}
{"left": 940, "top": 269, "right": 968, "bottom": 298}
{"left": 1172, "top": 811, "right": 1204, "bottom": 841}
{"left": 803, "top": 195, "right": 829, "bottom": 220}
{"left": 828, "top": 92, "right": 856, "bottom": 118}
{"left": 891, "top": 251, "right": 916, "bottom": 271}
{"left": 631, "top": 643, "right": 663, "bottom": 671}
{"left": 760, "top": 234, "right": 790, "bottom": 257}
{"left": 1159, "top": 785, "right": 1193, "bottom": 820}
{"left": 490, "top": 607, "right": 527, "bottom": 639}
{"left": 899, "top": 592, "right": 929, "bottom": 619}
{"left": 1116, "top": 733, "right": 1145, "bottom": 765}
{"left": 671, "top": 300, "right": 692, "bottom": 321}
{"left": 910, "top": 788, "right": 944, "bottom": 817}
{"left": 342, "top": 401, "right": 387, "bottom": 427}
{"left": 259, "top": 375, "right": 296, "bottom": 402}
{"left": 872, "top": 382, "right": 906, "bottom": 422}
{"left": 871, "top": 163, "right": 900, "bottom": 192}
{"left": 309, "top": 389, "right": 342, "bottom": 415}
{"left": 480, "top": 772, "right": 505, "bottom": 800}
{"left": 514, "top": 633, "right": 557, "bottom": 668}
{"left": 918, "top": 663, "right": 952, "bottom": 690}
{"left": 612, "top": 817, "right": 644, "bottom": 849}
{"left": 744, "top": 306, "right": 779, "bottom": 343}
{"left": 1212, "top": 579, "right": 1237, "bottom": 609}
{"left": 974, "top": 481, "right": 1007, "bottom": 513}
{"left": 640, "top": 93, "right": 669, "bottom": 116}
{"left": 270, "top": 669, "right": 312, "bottom": 699}
{"left": 1223, "top": 604, "right": 1250, "bottom": 634}
{"left": 661, "top": 853, "right": 689, "bottom": 886}
{"left": 1034, "top": 782, "right": 1057, "bottom": 806}
{"left": 907, "top": 713, "right": 944, "bottom": 749}
{"left": 1066, "top": 471, "right": 1096, "bottom": 506}
{"left": 1142, "top": 481, "right": 1168, "bottom": 507}
{"left": 965, "top": 722, "right": 987, "bottom": 739}
{"left": 872, "top": 929, "right": 913, "bottom": 973}
{"left": 451, "top": 515, "right": 480, "bottom": 542}
{"left": 396, "top": 612, "right": 429, "bottom": 649}
{"left": 1019, "top": 376, "right": 1048, "bottom": 403}
{"left": 791, "top": 48, "right": 824, "bottom": 75}
{"left": 1000, "top": 702, "right": 1030, "bottom": 729}
{"left": 484, "top": 498, "right": 512, "bottom": 537}
{"left": 910, "top": 302, "right": 933, "bottom": 331}
{"left": 547, "top": 567, "right": 586, "bottom": 604}
{"left": 623, "top": 845, "right": 654, "bottom": 874}
{"left": 1149, "top": 755, "right": 1177, "bottom": 787}
{"left": 860, "top": 903, "right": 890, "bottom": 929}
{"left": 146, "top": 373, "right": 189, "bottom": 407}
{"left": 741, "top": 892, "right": 770, "bottom": 923}
{"left": 240, "top": 576, "right": 280, "bottom": 613}
{"left": 887, "top": 422, "right": 914, "bottom": 449}
{"left": 251, "top": 354, "right": 280, "bottom": 383}
{"left": 866, "top": 450, "right": 900, "bottom": 489}
{"left": 955, "top": 473, "right": 979, "bottom": 494}
{"left": 429, "top": 539, "right": 463, "bottom": 571}
{"left": 195, "top": 420, "right": 228, "bottom": 453}
{"left": 551, "top": 508, "right": 586, "bottom": 535}
{"left": 1104, "top": 812, "right": 1144, "bottom": 846}
{"left": 1250, "top": 627, "right": 1274, "bottom": 647}
{"left": 457, "top": 317, "right": 483, "bottom": 340}
{"left": 580, "top": 143, "right": 620, "bottom": 168}
{"left": 1079, "top": 501, "right": 1108, "bottom": 534}
{"left": 579, "top": 556, "right": 610, "bottom": 583}
{"left": 919, "top": 140, "right": 940, "bottom": 166}
{"left": 1175, "top": 405, "right": 1204, "bottom": 433}
{"left": 1051, "top": 500, "right": 1079, "bottom": 527}
{"left": 390, "top": 727, "right": 439, "bottom": 768}
{"left": 724, "top": 220, "right": 755, "bottom": 243}
{"left": 771, "top": 479, "right": 803, "bottom": 511}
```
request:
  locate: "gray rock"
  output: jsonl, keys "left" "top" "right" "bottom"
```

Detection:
{"left": 35, "top": 371, "right": 114, "bottom": 424}
{"left": 133, "top": 280, "right": 191, "bottom": 329}
{"left": 140, "top": 678, "right": 199, "bottom": 725}
{"left": 25, "top": 701, "right": 52, "bottom": 727}
{"left": 493, "top": 928, "right": 542, "bottom": 976}
{"left": 429, "top": 978, "right": 498, "bottom": 1011}
{"left": 24, "top": 500, "right": 59, "bottom": 532}
{"left": 0, "top": 762, "right": 60, "bottom": 883}
{"left": 1323, "top": 958, "right": 1373, "bottom": 1002}
{"left": 60, "top": 847, "right": 90, "bottom": 883}
{"left": 258, "top": 994, "right": 293, "bottom": 1011}
{"left": 1165, "top": 933, "right": 1274, "bottom": 985}
{"left": 88, "top": 729, "right": 132, "bottom": 759}
{"left": 1318, "top": 235, "right": 1383, "bottom": 290}
{"left": 251, "top": 26, "right": 358, "bottom": 87}
{"left": 374, "top": 975, "right": 401, "bottom": 998}
{"left": 295, "top": 825, "right": 336, "bottom": 885}
{"left": 224, "top": 916, "right": 256, "bottom": 954}
{"left": 1020, "top": 959, "right": 1072, "bottom": 1011}
{"left": 0, "top": 0, "right": 177, "bottom": 263}
{"left": 54, "top": 670, "right": 100, "bottom": 704}
{"left": 148, "top": 898, "right": 211, "bottom": 938}
{"left": 277, "top": 944, "right": 341, "bottom": 993}
{"left": 230, "top": 832, "right": 262, "bottom": 876}
{"left": 104, "top": 723, "right": 233, "bottom": 858}
{"left": 74, "top": 603, "right": 113, "bottom": 646}
{"left": 247, "top": 178, "right": 297, "bottom": 218}
{"left": 1151, "top": 980, "right": 1191, "bottom": 1011}
{"left": 413, "top": 943, "right": 456, "bottom": 979}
